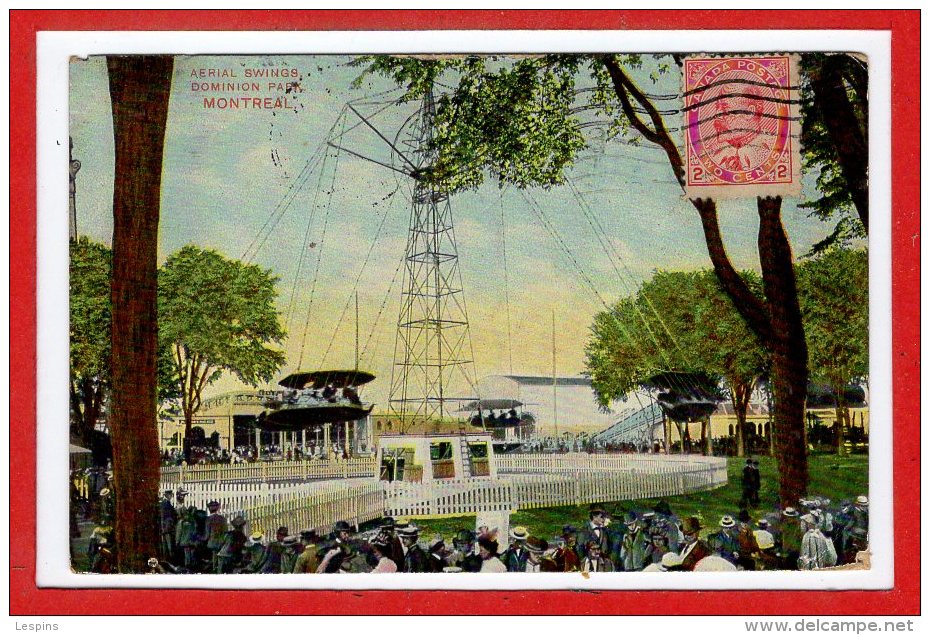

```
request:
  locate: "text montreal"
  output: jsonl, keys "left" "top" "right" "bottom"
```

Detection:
{"left": 202, "top": 96, "right": 295, "bottom": 110}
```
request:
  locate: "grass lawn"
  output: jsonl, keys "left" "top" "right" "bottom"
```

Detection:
{"left": 411, "top": 454, "right": 869, "bottom": 542}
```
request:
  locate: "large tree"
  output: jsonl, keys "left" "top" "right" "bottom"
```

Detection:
{"left": 106, "top": 55, "right": 174, "bottom": 572}
{"left": 586, "top": 269, "right": 767, "bottom": 457}
{"left": 796, "top": 247, "right": 869, "bottom": 454}
{"left": 360, "top": 53, "right": 824, "bottom": 504}
{"left": 691, "top": 270, "right": 770, "bottom": 457}
{"left": 158, "top": 245, "right": 286, "bottom": 449}
{"left": 800, "top": 53, "right": 869, "bottom": 252}
{"left": 69, "top": 237, "right": 111, "bottom": 448}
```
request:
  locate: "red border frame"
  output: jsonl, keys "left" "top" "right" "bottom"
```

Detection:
{"left": 10, "top": 10, "right": 919, "bottom": 615}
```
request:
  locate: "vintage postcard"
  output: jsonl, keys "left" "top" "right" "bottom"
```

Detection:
{"left": 20, "top": 15, "right": 916, "bottom": 615}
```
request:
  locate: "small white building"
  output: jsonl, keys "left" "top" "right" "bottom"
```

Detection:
{"left": 377, "top": 432, "right": 497, "bottom": 483}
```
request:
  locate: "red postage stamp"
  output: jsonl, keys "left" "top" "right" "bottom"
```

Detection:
{"left": 683, "top": 55, "right": 801, "bottom": 199}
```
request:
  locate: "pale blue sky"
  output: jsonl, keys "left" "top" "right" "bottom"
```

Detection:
{"left": 69, "top": 54, "right": 833, "bottom": 408}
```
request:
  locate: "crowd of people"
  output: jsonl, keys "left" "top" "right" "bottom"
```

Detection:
{"left": 160, "top": 443, "right": 356, "bottom": 466}
{"left": 81, "top": 485, "right": 868, "bottom": 575}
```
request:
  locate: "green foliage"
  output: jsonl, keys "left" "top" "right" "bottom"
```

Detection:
{"left": 158, "top": 245, "right": 287, "bottom": 425}
{"left": 70, "top": 237, "right": 112, "bottom": 383}
{"left": 585, "top": 270, "right": 768, "bottom": 409}
{"left": 796, "top": 247, "right": 869, "bottom": 392}
{"left": 69, "top": 237, "right": 112, "bottom": 436}
{"left": 354, "top": 55, "right": 657, "bottom": 193}
{"left": 799, "top": 53, "right": 868, "bottom": 253}
{"left": 360, "top": 54, "right": 866, "bottom": 255}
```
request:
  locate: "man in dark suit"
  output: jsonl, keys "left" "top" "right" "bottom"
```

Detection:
{"left": 319, "top": 520, "right": 357, "bottom": 573}
{"left": 678, "top": 516, "right": 712, "bottom": 571}
{"left": 581, "top": 503, "right": 616, "bottom": 566}
{"left": 741, "top": 459, "right": 755, "bottom": 508}
{"left": 204, "top": 500, "right": 228, "bottom": 572}
{"left": 159, "top": 490, "right": 178, "bottom": 564}
{"left": 451, "top": 529, "right": 482, "bottom": 572}
{"left": 398, "top": 525, "right": 430, "bottom": 573}
{"left": 749, "top": 459, "right": 762, "bottom": 507}
{"left": 377, "top": 516, "right": 405, "bottom": 570}
{"left": 501, "top": 526, "right": 530, "bottom": 572}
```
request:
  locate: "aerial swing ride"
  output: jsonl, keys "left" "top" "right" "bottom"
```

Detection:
{"left": 248, "top": 85, "right": 499, "bottom": 459}
{"left": 248, "top": 74, "right": 720, "bottom": 459}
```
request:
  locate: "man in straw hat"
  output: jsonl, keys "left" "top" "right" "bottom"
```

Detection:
{"left": 852, "top": 495, "right": 869, "bottom": 535}
{"left": 752, "top": 519, "right": 779, "bottom": 570}
{"left": 678, "top": 516, "right": 711, "bottom": 571}
{"left": 252, "top": 526, "right": 290, "bottom": 574}
{"left": 502, "top": 526, "right": 530, "bottom": 572}
{"left": 239, "top": 530, "right": 266, "bottom": 573}
{"left": 397, "top": 524, "right": 430, "bottom": 573}
{"left": 523, "top": 536, "right": 559, "bottom": 573}
{"left": 778, "top": 507, "right": 802, "bottom": 569}
{"left": 693, "top": 553, "right": 738, "bottom": 571}
{"left": 708, "top": 514, "right": 741, "bottom": 566}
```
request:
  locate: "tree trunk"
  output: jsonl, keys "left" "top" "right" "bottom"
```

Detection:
{"left": 731, "top": 380, "right": 751, "bottom": 458}
{"left": 674, "top": 421, "right": 685, "bottom": 455}
{"left": 663, "top": 411, "right": 670, "bottom": 455}
{"left": 106, "top": 55, "right": 173, "bottom": 572}
{"left": 757, "top": 196, "right": 809, "bottom": 506}
{"left": 602, "top": 63, "right": 809, "bottom": 504}
{"left": 69, "top": 379, "right": 102, "bottom": 447}
{"left": 834, "top": 385, "right": 848, "bottom": 456}
{"left": 692, "top": 196, "right": 809, "bottom": 506}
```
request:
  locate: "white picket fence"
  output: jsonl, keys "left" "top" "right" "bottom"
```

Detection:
{"left": 383, "top": 478, "right": 515, "bottom": 517}
{"left": 161, "top": 453, "right": 728, "bottom": 531}
{"left": 245, "top": 481, "right": 384, "bottom": 535}
{"left": 160, "top": 457, "right": 378, "bottom": 485}
{"left": 159, "top": 478, "right": 375, "bottom": 522}
{"left": 497, "top": 452, "right": 726, "bottom": 476}
{"left": 383, "top": 456, "right": 728, "bottom": 518}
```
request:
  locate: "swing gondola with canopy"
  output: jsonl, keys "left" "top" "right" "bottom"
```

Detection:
{"left": 257, "top": 369, "right": 376, "bottom": 431}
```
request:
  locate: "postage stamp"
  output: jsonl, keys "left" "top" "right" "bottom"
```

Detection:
{"left": 29, "top": 26, "right": 895, "bottom": 599}
{"left": 683, "top": 55, "right": 801, "bottom": 199}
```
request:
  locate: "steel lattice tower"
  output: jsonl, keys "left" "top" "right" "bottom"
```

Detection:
{"left": 389, "top": 90, "right": 479, "bottom": 425}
